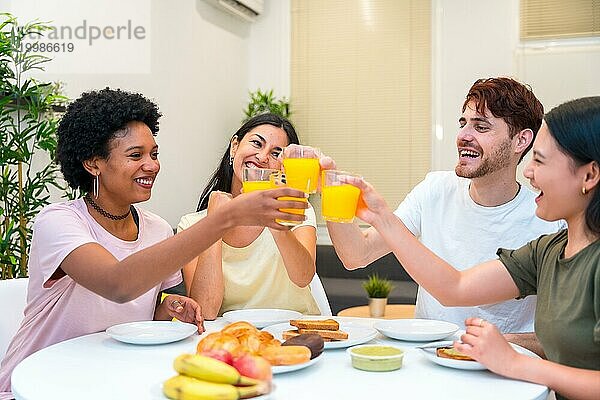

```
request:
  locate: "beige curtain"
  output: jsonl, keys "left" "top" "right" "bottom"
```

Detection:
{"left": 291, "top": 0, "right": 431, "bottom": 223}
{"left": 521, "top": 0, "right": 600, "bottom": 40}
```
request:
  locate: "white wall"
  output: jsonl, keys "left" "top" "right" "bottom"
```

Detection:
{"left": 248, "top": 0, "right": 291, "bottom": 97}
{"left": 432, "top": 0, "right": 519, "bottom": 172}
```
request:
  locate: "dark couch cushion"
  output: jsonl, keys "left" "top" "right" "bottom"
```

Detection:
{"left": 317, "top": 245, "right": 413, "bottom": 281}
{"left": 322, "top": 278, "right": 417, "bottom": 315}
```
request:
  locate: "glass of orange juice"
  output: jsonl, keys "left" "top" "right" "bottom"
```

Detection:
{"left": 321, "top": 170, "right": 361, "bottom": 223}
{"left": 242, "top": 167, "right": 279, "bottom": 192}
{"left": 242, "top": 168, "right": 306, "bottom": 226}
{"left": 273, "top": 172, "right": 307, "bottom": 226}
{"left": 282, "top": 146, "right": 321, "bottom": 194}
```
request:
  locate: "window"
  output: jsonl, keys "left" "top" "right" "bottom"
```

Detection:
{"left": 291, "top": 0, "right": 431, "bottom": 224}
{"left": 520, "top": 0, "right": 600, "bottom": 40}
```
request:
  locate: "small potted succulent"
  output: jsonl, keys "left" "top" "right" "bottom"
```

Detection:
{"left": 362, "top": 274, "right": 394, "bottom": 317}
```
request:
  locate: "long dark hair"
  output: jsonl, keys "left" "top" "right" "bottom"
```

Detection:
{"left": 196, "top": 113, "right": 299, "bottom": 211}
{"left": 545, "top": 96, "right": 600, "bottom": 234}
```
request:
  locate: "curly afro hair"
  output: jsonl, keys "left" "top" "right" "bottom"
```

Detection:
{"left": 57, "top": 88, "right": 162, "bottom": 192}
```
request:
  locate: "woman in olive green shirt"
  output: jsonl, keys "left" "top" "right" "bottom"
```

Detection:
{"left": 323, "top": 97, "right": 600, "bottom": 400}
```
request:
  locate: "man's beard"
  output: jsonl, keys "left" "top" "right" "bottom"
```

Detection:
{"left": 455, "top": 138, "right": 512, "bottom": 179}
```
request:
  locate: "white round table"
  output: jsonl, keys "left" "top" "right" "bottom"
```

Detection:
{"left": 11, "top": 317, "right": 548, "bottom": 400}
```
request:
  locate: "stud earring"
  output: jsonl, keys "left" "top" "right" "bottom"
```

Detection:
{"left": 229, "top": 155, "right": 234, "bottom": 166}
{"left": 582, "top": 186, "right": 588, "bottom": 195}
{"left": 93, "top": 174, "right": 100, "bottom": 199}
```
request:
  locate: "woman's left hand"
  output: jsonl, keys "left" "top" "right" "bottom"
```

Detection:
{"left": 208, "top": 190, "right": 233, "bottom": 213}
{"left": 162, "top": 294, "right": 204, "bottom": 333}
{"left": 454, "top": 317, "right": 520, "bottom": 376}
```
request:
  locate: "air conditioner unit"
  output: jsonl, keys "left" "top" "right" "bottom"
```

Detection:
{"left": 205, "top": 0, "right": 264, "bottom": 22}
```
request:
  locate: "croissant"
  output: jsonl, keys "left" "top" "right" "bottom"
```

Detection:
{"left": 196, "top": 332, "right": 243, "bottom": 357}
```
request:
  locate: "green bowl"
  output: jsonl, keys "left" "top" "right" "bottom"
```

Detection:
{"left": 347, "top": 345, "right": 404, "bottom": 372}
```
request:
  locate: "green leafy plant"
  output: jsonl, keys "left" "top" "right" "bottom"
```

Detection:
{"left": 362, "top": 273, "right": 394, "bottom": 298}
{"left": 243, "top": 88, "right": 291, "bottom": 122}
{"left": 0, "top": 13, "right": 70, "bottom": 279}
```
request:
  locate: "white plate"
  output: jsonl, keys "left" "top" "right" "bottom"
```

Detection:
{"left": 272, "top": 353, "right": 323, "bottom": 374}
{"left": 222, "top": 309, "right": 302, "bottom": 329}
{"left": 420, "top": 340, "right": 540, "bottom": 370}
{"left": 106, "top": 321, "right": 197, "bottom": 345}
{"left": 263, "top": 322, "right": 377, "bottom": 349}
{"left": 374, "top": 319, "right": 459, "bottom": 341}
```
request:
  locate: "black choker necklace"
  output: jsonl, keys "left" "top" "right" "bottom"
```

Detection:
{"left": 84, "top": 194, "right": 132, "bottom": 221}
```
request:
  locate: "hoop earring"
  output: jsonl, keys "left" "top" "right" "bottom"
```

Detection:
{"left": 229, "top": 155, "right": 234, "bottom": 166}
{"left": 93, "top": 174, "right": 100, "bottom": 199}
{"left": 582, "top": 186, "right": 588, "bottom": 195}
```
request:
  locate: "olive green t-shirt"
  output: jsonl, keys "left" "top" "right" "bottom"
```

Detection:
{"left": 497, "top": 229, "right": 600, "bottom": 373}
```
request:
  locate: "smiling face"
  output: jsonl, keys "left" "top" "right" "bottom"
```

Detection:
{"left": 229, "top": 124, "right": 290, "bottom": 195}
{"left": 93, "top": 121, "right": 160, "bottom": 206}
{"left": 523, "top": 122, "right": 588, "bottom": 223}
{"left": 455, "top": 101, "right": 516, "bottom": 179}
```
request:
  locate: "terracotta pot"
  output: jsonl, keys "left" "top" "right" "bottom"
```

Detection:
{"left": 368, "top": 297, "right": 387, "bottom": 318}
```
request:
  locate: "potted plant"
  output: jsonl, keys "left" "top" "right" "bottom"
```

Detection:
{"left": 362, "top": 273, "right": 394, "bottom": 317}
{"left": 0, "top": 13, "right": 70, "bottom": 279}
{"left": 242, "top": 88, "right": 290, "bottom": 122}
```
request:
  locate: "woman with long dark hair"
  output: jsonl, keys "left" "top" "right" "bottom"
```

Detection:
{"left": 178, "top": 113, "right": 321, "bottom": 319}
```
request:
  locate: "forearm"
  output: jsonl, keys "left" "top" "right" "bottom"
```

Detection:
{"left": 507, "top": 354, "right": 600, "bottom": 400}
{"left": 371, "top": 210, "right": 466, "bottom": 304}
{"left": 371, "top": 209, "right": 517, "bottom": 305}
{"left": 61, "top": 189, "right": 305, "bottom": 303}
{"left": 327, "top": 222, "right": 388, "bottom": 269}
{"left": 188, "top": 243, "right": 224, "bottom": 320}
{"left": 503, "top": 332, "right": 545, "bottom": 359}
{"left": 110, "top": 210, "right": 233, "bottom": 302}
{"left": 270, "top": 228, "right": 315, "bottom": 287}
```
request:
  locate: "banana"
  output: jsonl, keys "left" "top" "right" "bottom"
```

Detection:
{"left": 163, "top": 375, "right": 269, "bottom": 400}
{"left": 173, "top": 354, "right": 258, "bottom": 386}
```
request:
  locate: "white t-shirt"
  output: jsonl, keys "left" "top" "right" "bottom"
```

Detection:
{"left": 394, "top": 171, "right": 564, "bottom": 332}
{"left": 178, "top": 203, "right": 320, "bottom": 316}
{"left": 0, "top": 199, "right": 181, "bottom": 399}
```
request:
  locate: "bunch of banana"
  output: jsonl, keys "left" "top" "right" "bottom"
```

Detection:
{"left": 163, "top": 354, "right": 271, "bottom": 400}
{"left": 174, "top": 354, "right": 259, "bottom": 386}
{"left": 163, "top": 375, "right": 269, "bottom": 400}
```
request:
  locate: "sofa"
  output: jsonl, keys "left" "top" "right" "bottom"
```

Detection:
{"left": 316, "top": 245, "right": 417, "bottom": 315}
{"left": 166, "top": 243, "right": 419, "bottom": 316}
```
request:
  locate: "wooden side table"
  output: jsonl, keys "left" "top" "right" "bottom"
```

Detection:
{"left": 337, "top": 304, "right": 415, "bottom": 319}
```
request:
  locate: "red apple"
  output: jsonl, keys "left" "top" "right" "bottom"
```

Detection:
{"left": 200, "top": 349, "right": 234, "bottom": 365}
{"left": 232, "top": 354, "right": 272, "bottom": 382}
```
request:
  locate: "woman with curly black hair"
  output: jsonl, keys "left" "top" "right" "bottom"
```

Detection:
{"left": 178, "top": 113, "right": 322, "bottom": 319}
{"left": 0, "top": 89, "right": 307, "bottom": 399}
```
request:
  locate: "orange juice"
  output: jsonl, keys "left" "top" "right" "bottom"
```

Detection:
{"left": 242, "top": 180, "right": 273, "bottom": 193}
{"left": 283, "top": 158, "right": 320, "bottom": 193}
{"left": 322, "top": 184, "right": 361, "bottom": 223}
{"left": 276, "top": 196, "right": 307, "bottom": 226}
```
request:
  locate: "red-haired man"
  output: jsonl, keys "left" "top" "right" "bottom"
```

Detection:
{"left": 327, "top": 77, "right": 564, "bottom": 356}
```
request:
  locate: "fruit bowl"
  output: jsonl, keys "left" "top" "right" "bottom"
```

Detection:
{"left": 347, "top": 345, "right": 404, "bottom": 372}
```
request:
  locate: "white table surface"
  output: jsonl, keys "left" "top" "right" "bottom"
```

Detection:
{"left": 11, "top": 317, "right": 548, "bottom": 400}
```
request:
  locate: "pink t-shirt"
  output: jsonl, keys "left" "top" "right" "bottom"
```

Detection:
{"left": 0, "top": 199, "right": 181, "bottom": 399}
